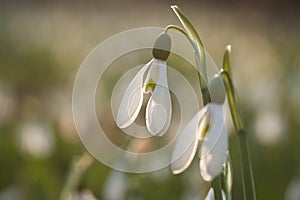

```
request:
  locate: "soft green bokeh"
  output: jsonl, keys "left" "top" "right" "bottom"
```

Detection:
{"left": 0, "top": 1, "right": 300, "bottom": 199}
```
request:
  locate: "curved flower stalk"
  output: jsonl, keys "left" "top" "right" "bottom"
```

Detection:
{"left": 221, "top": 45, "right": 256, "bottom": 199}
{"left": 223, "top": 151, "right": 233, "bottom": 199}
{"left": 171, "top": 75, "right": 228, "bottom": 182}
{"left": 205, "top": 188, "right": 226, "bottom": 200}
{"left": 170, "top": 5, "right": 210, "bottom": 104}
{"left": 116, "top": 33, "right": 172, "bottom": 136}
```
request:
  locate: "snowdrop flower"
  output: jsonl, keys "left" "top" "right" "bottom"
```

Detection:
{"left": 116, "top": 32, "right": 172, "bottom": 136}
{"left": 204, "top": 188, "right": 226, "bottom": 200}
{"left": 171, "top": 75, "right": 228, "bottom": 182}
{"left": 285, "top": 178, "right": 300, "bottom": 200}
{"left": 102, "top": 170, "right": 128, "bottom": 200}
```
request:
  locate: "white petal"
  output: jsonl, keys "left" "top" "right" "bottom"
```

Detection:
{"left": 200, "top": 104, "right": 228, "bottom": 182}
{"left": 146, "top": 61, "right": 171, "bottom": 136}
{"left": 204, "top": 188, "right": 226, "bottom": 200}
{"left": 204, "top": 188, "right": 214, "bottom": 200}
{"left": 116, "top": 61, "right": 152, "bottom": 128}
{"left": 171, "top": 106, "right": 208, "bottom": 174}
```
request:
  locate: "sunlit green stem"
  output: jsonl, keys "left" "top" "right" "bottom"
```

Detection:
{"left": 238, "top": 131, "right": 256, "bottom": 200}
{"left": 165, "top": 25, "right": 197, "bottom": 50}
{"left": 222, "top": 45, "right": 232, "bottom": 78}
{"left": 165, "top": 25, "right": 188, "bottom": 38}
{"left": 165, "top": 25, "right": 210, "bottom": 105}
{"left": 221, "top": 45, "right": 256, "bottom": 200}
{"left": 170, "top": 5, "right": 211, "bottom": 105}
{"left": 60, "top": 152, "right": 94, "bottom": 200}
{"left": 212, "top": 176, "right": 223, "bottom": 200}
{"left": 221, "top": 70, "right": 244, "bottom": 132}
{"left": 224, "top": 152, "right": 233, "bottom": 200}
{"left": 169, "top": 5, "right": 224, "bottom": 199}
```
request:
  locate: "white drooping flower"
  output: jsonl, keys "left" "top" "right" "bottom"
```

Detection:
{"left": 204, "top": 188, "right": 226, "bottom": 200}
{"left": 102, "top": 170, "right": 128, "bottom": 200}
{"left": 171, "top": 75, "right": 228, "bottom": 182}
{"left": 116, "top": 32, "right": 172, "bottom": 136}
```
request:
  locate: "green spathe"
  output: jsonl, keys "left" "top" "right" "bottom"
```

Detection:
{"left": 152, "top": 32, "right": 171, "bottom": 61}
{"left": 210, "top": 75, "right": 226, "bottom": 104}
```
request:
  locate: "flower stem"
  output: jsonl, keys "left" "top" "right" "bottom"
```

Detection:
{"left": 170, "top": 5, "right": 211, "bottom": 105}
{"left": 60, "top": 152, "right": 94, "bottom": 200}
{"left": 212, "top": 176, "right": 223, "bottom": 200}
{"left": 164, "top": 25, "right": 198, "bottom": 52}
{"left": 221, "top": 45, "right": 256, "bottom": 199}
{"left": 169, "top": 5, "right": 223, "bottom": 198}
{"left": 238, "top": 131, "right": 256, "bottom": 200}
{"left": 224, "top": 152, "right": 233, "bottom": 200}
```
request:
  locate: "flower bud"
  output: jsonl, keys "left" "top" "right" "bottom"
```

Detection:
{"left": 152, "top": 32, "right": 171, "bottom": 61}
{"left": 209, "top": 75, "right": 226, "bottom": 104}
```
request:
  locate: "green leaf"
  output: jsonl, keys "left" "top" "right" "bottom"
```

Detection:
{"left": 171, "top": 5, "right": 203, "bottom": 47}
{"left": 223, "top": 45, "right": 232, "bottom": 78}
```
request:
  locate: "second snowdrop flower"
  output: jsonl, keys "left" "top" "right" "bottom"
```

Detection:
{"left": 171, "top": 75, "right": 228, "bottom": 182}
{"left": 116, "top": 32, "right": 172, "bottom": 136}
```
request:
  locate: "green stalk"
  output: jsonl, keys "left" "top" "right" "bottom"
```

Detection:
{"left": 60, "top": 152, "right": 94, "bottom": 200}
{"left": 212, "top": 176, "right": 223, "bottom": 200}
{"left": 165, "top": 24, "right": 210, "bottom": 105}
{"left": 238, "top": 131, "right": 256, "bottom": 200}
{"left": 221, "top": 45, "right": 256, "bottom": 199}
{"left": 164, "top": 25, "right": 196, "bottom": 49}
{"left": 170, "top": 5, "right": 211, "bottom": 105}
{"left": 169, "top": 5, "right": 225, "bottom": 199}
{"left": 224, "top": 152, "right": 233, "bottom": 200}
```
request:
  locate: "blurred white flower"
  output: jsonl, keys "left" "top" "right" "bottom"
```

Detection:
{"left": 285, "top": 178, "right": 300, "bottom": 200}
{"left": 171, "top": 75, "right": 228, "bottom": 182}
{"left": 255, "top": 109, "right": 286, "bottom": 146}
{"left": 102, "top": 170, "right": 128, "bottom": 200}
{"left": 0, "top": 185, "right": 23, "bottom": 200}
{"left": 204, "top": 188, "right": 226, "bottom": 200}
{"left": 73, "top": 189, "right": 98, "bottom": 200}
{"left": 116, "top": 33, "right": 172, "bottom": 136}
{"left": 18, "top": 119, "right": 55, "bottom": 159}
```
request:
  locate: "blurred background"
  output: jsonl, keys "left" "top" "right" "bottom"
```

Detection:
{"left": 0, "top": 0, "right": 300, "bottom": 199}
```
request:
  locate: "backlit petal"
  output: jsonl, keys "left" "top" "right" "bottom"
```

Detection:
{"left": 204, "top": 188, "right": 226, "bottom": 200}
{"left": 171, "top": 106, "right": 208, "bottom": 174}
{"left": 146, "top": 61, "right": 171, "bottom": 136}
{"left": 116, "top": 61, "right": 152, "bottom": 128}
{"left": 205, "top": 188, "right": 214, "bottom": 200}
{"left": 200, "top": 104, "right": 228, "bottom": 182}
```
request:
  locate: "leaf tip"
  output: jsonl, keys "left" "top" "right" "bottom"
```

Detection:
{"left": 226, "top": 44, "right": 232, "bottom": 53}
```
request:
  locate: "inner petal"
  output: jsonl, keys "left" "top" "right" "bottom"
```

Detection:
{"left": 143, "top": 59, "right": 159, "bottom": 93}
